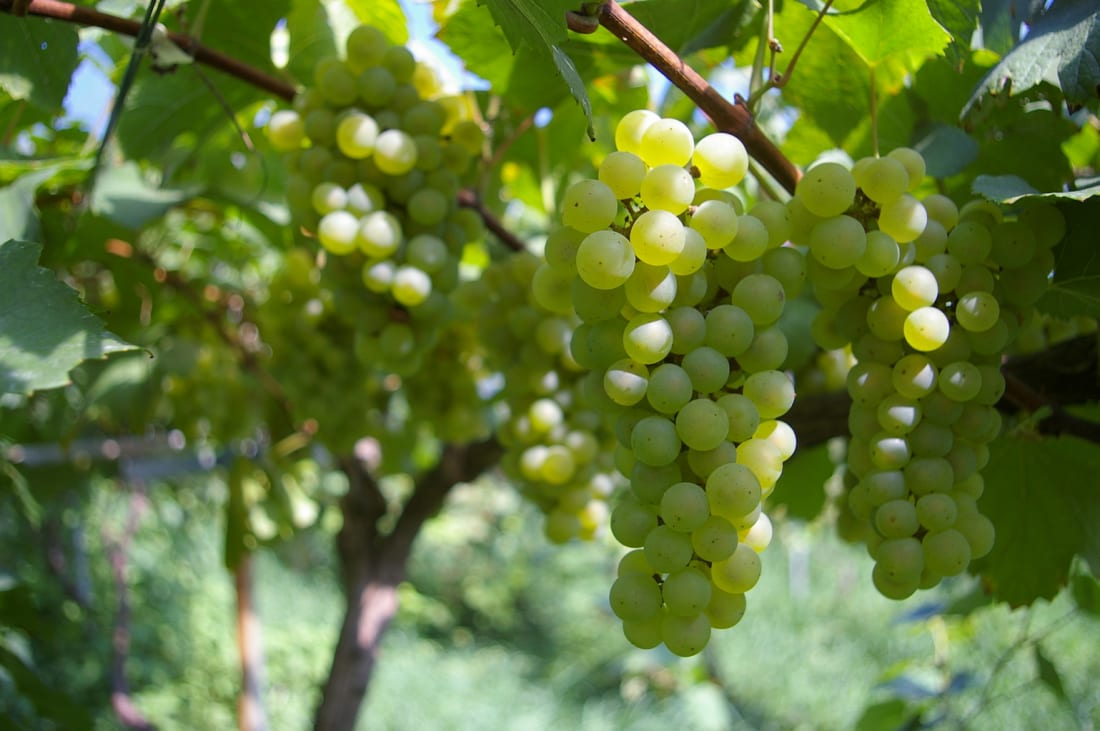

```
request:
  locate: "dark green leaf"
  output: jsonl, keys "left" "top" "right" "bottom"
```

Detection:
{"left": 915, "top": 124, "right": 979, "bottom": 178}
{"left": 0, "top": 168, "right": 54, "bottom": 243}
{"left": 0, "top": 16, "right": 79, "bottom": 112}
{"left": 1070, "top": 570, "right": 1100, "bottom": 615}
{"left": 772, "top": 442, "right": 832, "bottom": 521}
{"left": 1039, "top": 197, "right": 1100, "bottom": 319}
{"left": 979, "top": 0, "right": 1046, "bottom": 56}
{"left": 1033, "top": 644, "right": 1070, "bottom": 704}
{"left": 90, "top": 162, "right": 202, "bottom": 229}
{"left": 0, "top": 239, "right": 138, "bottom": 396}
{"left": 976, "top": 434, "right": 1100, "bottom": 605}
{"left": 853, "top": 699, "right": 915, "bottom": 731}
{"left": 0, "top": 644, "right": 92, "bottom": 728}
{"left": 965, "top": 0, "right": 1100, "bottom": 117}
{"left": 926, "top": 0, "right": 980, "bottom": 65}
{"left": 972, "top": 174, "right": 1040, "bottom": 201}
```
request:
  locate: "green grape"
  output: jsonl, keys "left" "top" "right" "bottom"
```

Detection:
{"left": 316, "top": 59, "right": 359, "bottom": 106}
{"left": 609, "top": 572, "right": 663, "bottom": 620}
{"left": 391, "top": 265, "right": 432, "bottom": 306}
{"left": 407, "top": 188, "right": 449, "bottom": 226}
{"left": 872, "top": 563, "right": 919, "bottom": 600}
{"left": 647, "top": 363, "right": 694, "bottom": 414}
{"left": 357, "top": 66, "right": 397, "bottom": 108}
{"left": 796, "top": 161, "right": 856, "bottom": 217}
{"left": 622, "top": 615, "right": 663, "bottom": 649}
{"left": 922, "top": 529, "right": 971, "bottom": 576}
{"left": 663, "top": 568, "right": 713, "bottom": 616}
{"left": 892, "top": 354, "right": 937, "bottom": 398}
{"left": 358, "top": 210, "right": 403, "bottom": 257}
{"left": 991, "top": 221, "right": 1036, "bottom": 269}
{"left": 660, "top": 481, "right": 711, "bottom": 532}
{"left": 335, "top": 112, "right": 380, "bottom": 159}
{"left": 861, "top": 470, "right": 907, "bottom": 506}
{"left": 604, "top": 358, "right": 649, "bottom": 406}
{"left": 705, "top": 463, "right": 761, "bottom": 520}
{"left": 716, "top": 393, "right": 760, "bottom": 443}
{"left": 731, "top": 273, "right": 786, "bottom": 326}
{"left": 346, "top": 25, "right": 390, "bottom": 68}
{"left": 913, "top": 219, "right": 948, "bottom": 262}
{"left": 865, "top": 296, "right": 907, "bottom": 342}
{"left": 711, "top": 543, "right": 762, "bottom": 593}
{"left": 736, "top": 438, "right": 784, "bottom": 492}
{"left": 624, "top": 262, "right": 678, "bottom": 313}
{"left": 661, "top": 612, "right": 712, "bottom": 657}
{"left": 622, "top": 313, "right": 674, "bottom": 364}
{"left": 362, "top": 259, "right": 396, "bottom": 292}
{"left": 614, "top": 109, "right": 660, "bottom": 156}
{"left": 1017, "top": 202, "right": 1066, "bottom": 248}
{"left": 631, "top": 462, "right": 682, "bottom": 504}
{"left": 641, "top": 164, "right": 695, "bottom": 214}
{"left": 856, "top": 156, "right": 909, "bottom": 203}
{"left": 946, "top": 221, "right": 993, "bottom": 265}
{"left": 576, "top": 230, "right": 635, "bottom": 289}
{"left": 638, "top": 117, "right": 694, "bottom": 167}
{"left": 809, "top": 215, "right": 867, "bottom": 269}
{"left": 631, "top": 415, "right": 682, "bottom": 466}
{"left": 643, "top": 524, "right": 694, "bottom": 572}
{"left": 267, "top": 109, "right": 306, "bottom": 151}
{"left": 742, "top": 370, "right": 795, "bottom": 420}
{"left": 691, "top": 515, "right": 739, "bottom": 562}
{"left": 704, "top": 304, "right": 754, "bottom": 357}
{"left": 373, "top": 129, "right": 418, "bottom": 175}
{"left": 874, "top": 499, "right": 919, "bottom": 538}
{"left": 572, "top": 277, "right": 627, "bottom": 322}
{"left": 311, "top": 182, "right": 348, "bottom": 215}
{"left": 868, "top": 432, "right": 911, "bottom": 470}
{"left": 740, "top": 512, "right": 774, "bottom": 552}
{"left": 675, "top": 398, "right": 729, "bottom": 451}
{"left": 916, "top": 493, "right": 957, "bottom": 532}
{"left": 736, "top": 327, "right": 789, "bottom": 373}
{"left": 924, "top": 252, "right": 962, "bottom": 293}
{"left": 903, "top": 306, "right": 951, "bottom": 351}
{"left": 856, "top": 230, "right": 902, "bottom": 277}
{"left": 938, "top": 361, "right": 982, "bottom": 402}
{"left": 762, "top": 247, "right": 807, "bottom": 297}
{"left": 317, "top": 210, "right": 360, "bottom": 255}
{"left": 599, "top": 150, "right": 647, "bottom": 200}
{"left": 610, "top": 496, "right": 659, "bottom": 547}
{"left": 705, "top": 588, "right": 747, "bottom": 629}
{"left": 724, "top": 215, "right": 770, "bottom": 262}
{"left": 748, "top": 200, "right": 791, "bottom": 247}
{"left": 562, "top": 179, "right": 619, "bottom": 233}
{"left": 666, "top": 306, "right": 707, "bottom": 354}
{"left": 892, "top": 265, "right": 939, "bottom": 311}
{"left": 406, "top": 234, "right": 448, "bottom": 273}
{"left": 954, "top": 511, "right": 995, "bottom": 559}
{"left": 693, "top": 132, "right": 749, "bottom": 188}
{"left": 876, "top": 394, "right": 922, "bottom": 435}
{"left": 878, "top": 194, "right": 927, "bottom": 243}
{"left": 847, "top": 361, "right": 893, "bottom": 406}
{"left": 955, "top": 291, "right": 1000, "bottom": 332}
{"left": 346, "top": 182, "right": 385, "bottom": 215}
{"left": 886, "top": 147, "right": 926, "bottom": 190}
{"left": 686, "top": 442, "right": 738, "bottom": 480}
{"left": 669, "top": 228, "right": 708, "bottom": 276}
{"left": 631, "top": 209, "right": 687, "bottom": 266}
{"left": 689, "top": 200, "right": 740, "bottom": 250}
{"left": 974, "top": 366, "right": 1005, "bottom": 407}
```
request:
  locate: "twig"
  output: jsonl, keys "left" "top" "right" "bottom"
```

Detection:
{"left": 235, "top": 553, "right": 269, "bottom": 731}
{"left": 0, "top": 0, "right": 296, "bottom": 101}
{"left": 869, "top": 66, "right": 879, "bottom": 157}
{"left": 770, "top": 0, "right": 835, "bottom": 90}
{"left": 569, "top": 0, "right": 801, "bottom": 194}
{"left": 457, "top": 188, "right": 527, "bottom": 252}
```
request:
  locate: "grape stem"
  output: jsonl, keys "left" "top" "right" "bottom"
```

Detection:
{"left": 568, "top": 1, "right": 801, "bottom": 194}
{"left": 457, "top": 188, "right": 527, "bottom": 252}
{"left": 0, "top": 0, "right": 298, "bottom": 101}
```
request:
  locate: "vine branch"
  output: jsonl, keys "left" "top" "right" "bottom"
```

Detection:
{"left": 457, "top": 188, "right": 527, "bottom": 252}
{"left": 568, "top": 0, "right": 802, "bottom": 194}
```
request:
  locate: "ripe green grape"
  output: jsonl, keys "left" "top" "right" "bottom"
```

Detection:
{"left": 797, "top": 162, "right": 856, "bottom": 218}
{"left": 693, "top": 132, "right": 748, "bottom": 188}
{"left": 562, "top": 179, "right": 619, "bottom": 233}
{"left": 631, "top": 209, "right": 687, "bottom": 266}
{"left": 576, "top": 230, "right": 636, "bottom": 289}
{"left": 640, "top": 164, "right": 695, "bottom": 214}
{"left": 317, "top": 210, "right": 360, "bottom": 254}
{"left": 638, "top": 118, "right": 694, "bottom": 167}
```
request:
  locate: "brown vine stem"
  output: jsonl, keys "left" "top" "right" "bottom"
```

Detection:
{"left": 575, "top": 0, "right": 801, "bottom": 194}
{"left": 0, "top": 0, "right": 297, "bottom": 102}
{"left": 771, "top": 0, "right": 835, "bottom": 90}
{"left": 457, "top": 188, "right": 527, "bottom": 252}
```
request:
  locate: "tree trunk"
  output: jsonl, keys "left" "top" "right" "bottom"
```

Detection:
{"left": 312, "top": 440, "right": 502, "bottom": 731}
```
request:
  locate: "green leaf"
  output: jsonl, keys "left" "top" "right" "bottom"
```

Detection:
{"left": 0, "top": 16, "right": 79, "bottom": 112}
{"left": 0, "top": 167, "right": 55, "bottom": 243}
{"left": 972, "top": 174, "right": 1040, "bottom": 201}
{"left": 926, "top": 0, "right": 980, "bottom": 65}
{"left": 0, "top": 644, "right": 92, "bottom": 728}
{"left": 1039, "top": 197, "right": 1100, "bottom": 319}
{"left": 285, "top": 0, "right": 407, "bottom": 85}
{"left": 480, "top": 0, "right": 594, "bottom": 138}
{"left": 772, "top": 442, "right": 832, "bottom": 521}
{"left": 976, "top": 434, "right": 1100, "bottom": 605}
{"left": 979, "top": 0, "right": 1046, "bottom": 56}
{"left": 0, "top": 239, "right": 138, "bottom": 396}
{"left": 1033, "top": 644, "right": 1070, "bottom": 705}
{"left": 825, "top": 0, "right": 951, "bottom": 66}
{"left": 1070, "top": 570, "right": 1100, "bottom": 616}
{"left": 964, "top": 0, "right": 1100, "bottom": 117}
{"left": 853, "top": 699, "right": 915, "bottom": 731}
{"left": 89, "top": 162, "right": 202, "bottom": 229}
{"left": 915, "top": 124, "right": 979, "bottom": 178}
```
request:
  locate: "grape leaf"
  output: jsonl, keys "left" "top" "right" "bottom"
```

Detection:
{"left": 971, "top": 174, "right": 1040, "bottom": 201}
{"left": 825, "top": 0, "right": 950, "bottom": 66}
{"left": 479, "top": 0, "right": 593, "bottom": 138}
{"left": 771, "top": 442, "right": 831, "bottom": 521}
{"left": 0, "top": 16, "right": 79, "bottom": 112}
{"left": 0, "top": 644, "right": 92, "bottom": 728}
{"left": 1033, "top": 644, "right": 1070, "bottom": 705}
{"left": 976, "top": 434, "right": 1100, "bottom": 606}
{"left": 1071, "top": 571, "right": 1100, "bottom": 615}
{"left": 979, "top": 0, "right": 1047, "bottom": 56}
{"left": 964, "top": 0, "right": 1100, "bottom": 117}
{"left": 0, "top": 167, "right": 56, "bottom": 243}
{"left": 926, "top": 0, "right": 980, "bottom": 65}
{"left": 1038, "top": 197, "right": 1100, "bottom": 319}
{"left": 915, "top": 124, "right": 979, "bottom": 178}
{"left": 90, "top": 162, "right": 202, "bottom": 229}
{"left": 0, "top": 239, "right": 137, "bottom": 396}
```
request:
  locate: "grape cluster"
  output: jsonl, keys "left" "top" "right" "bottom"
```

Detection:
{"left": 264, "top": 25, "right": 485, "bottom": 373}
{"left": 455, "top": 253, "right": 619, "bottom": 543}
{"left": 793, "top": 149, "right": 1063, "bottom": 599}
{"left": 547, "top": 110, "right": 802, "bottom": 656}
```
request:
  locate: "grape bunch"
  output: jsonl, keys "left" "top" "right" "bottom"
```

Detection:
{"left": 792, "top": 149, "right": 1064, "bottom": 599}
{"left": 264, "top": 25, "right": 485, "bottom": 374}
{"left": 545, "top": 110, "right": 803, "bottom": 656}
{"left": 455, "top": 252, "right": 619, "bottom": 543}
